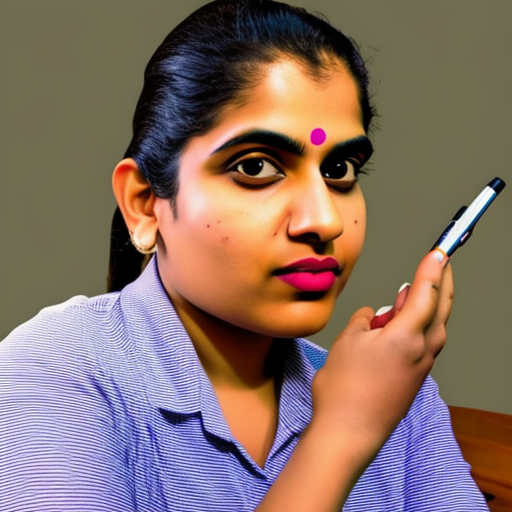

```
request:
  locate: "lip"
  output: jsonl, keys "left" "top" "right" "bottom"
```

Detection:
{"left": 274, "top": 257, "right": 341, "bottom": 292}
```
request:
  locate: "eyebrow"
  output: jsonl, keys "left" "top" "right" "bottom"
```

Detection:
{"left": 326, "top": 135, "right": 374, "bottom": 162}
{"left": 211, "top": 129, "right": 373, "bottom": 163}
{"left": 211, "top": 130, "right": 306, "bottom": 157}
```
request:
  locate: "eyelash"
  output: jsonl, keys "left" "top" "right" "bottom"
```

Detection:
{"left": 321, "top": 158, "right": 366, "bottom": 190}
{"left": 227, "top": 152, "right": 284, "bottom": 186}
{"left": 226, "top": 151, "right": 367, "bottom": 189}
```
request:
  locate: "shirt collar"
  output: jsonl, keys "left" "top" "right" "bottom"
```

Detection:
{"left": 119, "top": 257, "right": 319, "bottom": 438}
{"left": 120, "top": 257, "right": 205, "bottom": 414}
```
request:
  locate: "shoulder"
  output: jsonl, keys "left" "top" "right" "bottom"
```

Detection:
{"left": 0, "top": 291, "right": 131, "bottom": 401}
{"left": 0, "top": 290, "right": 142, "bottom": 447}
{"left": 0, "top": 292, "right": 142, "bottom": 510}
{"left": 406, "top": 375, "right": 448, "bottom": 426}
{"left": 383, "top": 375, "right": 460, "bottom": 468}
{"left": 1, "top": 291, "right": 124, "bottom": 356}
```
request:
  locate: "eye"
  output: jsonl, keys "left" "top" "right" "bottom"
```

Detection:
{"left": 228, "top": 157, "right": 284, "bottom": 186}
{"left": 320, "top": 156, "right": 361, "bottom": 189}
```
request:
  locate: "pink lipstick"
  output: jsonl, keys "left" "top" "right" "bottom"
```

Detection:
{"left": 274, "top": 257, "right": 341, "bottom": 292}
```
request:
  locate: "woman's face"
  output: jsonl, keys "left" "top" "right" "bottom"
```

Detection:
{"left": 154, "top": 59, "right": 371, "bottom": 338}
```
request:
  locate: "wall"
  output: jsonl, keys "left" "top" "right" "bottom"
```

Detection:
{"left": 1, "top": 1, "right": 510, "bottom": 413}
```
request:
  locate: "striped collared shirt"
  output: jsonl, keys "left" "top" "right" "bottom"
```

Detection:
{"left": 0, "top": 258, "right": 488, "bottom": 511}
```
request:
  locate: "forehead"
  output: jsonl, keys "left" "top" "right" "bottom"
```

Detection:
{"left": 242, "top": 58, "right": 359, "bottom": 110}
{"left": 208, "top": 59, "right": 364, "bottom": 146}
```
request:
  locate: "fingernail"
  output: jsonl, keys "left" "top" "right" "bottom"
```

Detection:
{"left": 370, "top": 305, "right": 394, "bottom": 329}
{"left": 375, "top": 305, "right": 393, "bottom": 316}
{"left": 433, "top": 249, "right": 450, "bottom": 267}
{"left": 398, "top": 282, "right": 411, "bottom": 294}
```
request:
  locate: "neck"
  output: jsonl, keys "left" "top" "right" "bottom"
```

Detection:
{"left": 172, "top": 297, "right": 280, "bottom": 389}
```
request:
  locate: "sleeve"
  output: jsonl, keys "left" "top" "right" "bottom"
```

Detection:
{"left": 0, "top": 322, "right": 137, "bottom": 511}
{"left": 402, "top": 376, "right": 490, "bottom": 511}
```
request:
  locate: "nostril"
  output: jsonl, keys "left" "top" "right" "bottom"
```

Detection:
{"left": 290, "top": 232, "right": 322, "bottom": 245}
{"left": 289, "top": 232, "right": 331, "bottom": 254}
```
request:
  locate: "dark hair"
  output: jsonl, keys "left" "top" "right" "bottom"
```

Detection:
{"left": 107, "top": 0, "right": 375, "bottom": 292}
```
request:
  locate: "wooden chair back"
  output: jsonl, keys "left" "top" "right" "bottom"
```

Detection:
{"left": 449, "top": 405, "right": 512, "bottom": 512}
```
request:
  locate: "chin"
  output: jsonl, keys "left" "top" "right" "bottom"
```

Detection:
{"left": 261, "top": 311, "right": 333, "bottom": 339}
{"left": 286, "top": 323, "right": 329, "bottom": 339}
{"left": 290, "top": 298, "right": 336, "bottom": 337}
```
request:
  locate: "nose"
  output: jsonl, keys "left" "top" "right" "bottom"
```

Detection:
{"left": 287, "top": 173, "right": 344, "bottom": 244}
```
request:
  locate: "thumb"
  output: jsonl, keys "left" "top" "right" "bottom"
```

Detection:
{"left": 398, "top": 249, "right": 450, "bottom": 332}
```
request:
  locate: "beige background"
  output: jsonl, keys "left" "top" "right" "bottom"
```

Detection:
{"left": 1, "top": 1, "right": 511, "bottom": 414}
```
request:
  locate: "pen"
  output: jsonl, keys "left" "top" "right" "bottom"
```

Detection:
{"left": 432, "top": 177, "right": 506, "bottom": 258}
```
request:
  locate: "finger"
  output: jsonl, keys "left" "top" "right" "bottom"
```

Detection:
{"left": 341, "top": 306, "right": 375, "bottom": 336}
{"left": 370, "top": 305, "right": 393, "bottom": 330}
{"left": 424, "top": 262, "right": 454, "bottom": 356}
{"left": 393, "top": 282, "right": 411, "bottom": 312}
{"left": 435, "top": 261, "right": 454, "bottom": 325}
{"left": 330, "top": 306, "right": 375, "bottom": 360}
{"left": 369, "top": 283, "right": 410, "bottom": 330}
{"left": 394, "top": 249, "right": 450, "bottom": 333}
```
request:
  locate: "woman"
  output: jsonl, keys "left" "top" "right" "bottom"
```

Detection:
{"left": 0, "top": 1, "right": 488, "bottom": 510}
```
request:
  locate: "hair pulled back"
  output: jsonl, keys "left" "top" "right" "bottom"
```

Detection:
{"left": 108, "top": 0, "right": 375, "bottom": 292}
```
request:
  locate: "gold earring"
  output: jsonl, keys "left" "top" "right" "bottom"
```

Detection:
{"left": 129, "top": 231, "right": 157, "bottom": 255}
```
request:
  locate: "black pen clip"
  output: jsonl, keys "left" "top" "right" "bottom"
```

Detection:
{"left": 431, "top": 206, "right": 467, "bottom": 251}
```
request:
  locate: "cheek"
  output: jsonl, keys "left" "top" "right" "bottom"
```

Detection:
{"left": 185, "top": 182, "right": 280, "bottom": 246}
{"left": 173, "top": 188, "right": 265, "bottom": 269}
{"left": 342, "top": 220, "right": 366, "bottom": 265}
{"left": 200, "top": 207, "right": 255, "bottom": 251}
{"left": 204, "top": 219, "right": 232, "bottom": 245}
{"left": 352, "top": 212, "right": 366, "bottom": 245}
{"left": 353, "top": 218, "right": 366, "bottom": 256}
{"left": 332, "top": 205, "right": 366, "bottom": 297}
{"left": 344, "top": 194, "right": 367, "bottom": 251}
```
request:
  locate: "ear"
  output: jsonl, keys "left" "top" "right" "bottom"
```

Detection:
{"left": 112, "top": 158, "right": 158, "bottom": 251}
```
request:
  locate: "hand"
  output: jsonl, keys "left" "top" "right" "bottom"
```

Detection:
{"left": 256, "top": 250, "right": 453, "bottom": 512}
{"left": 311, "top": 249, "right": 453, "bottom": 459}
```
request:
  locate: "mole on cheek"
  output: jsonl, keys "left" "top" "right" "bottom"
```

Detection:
{"left": 354, "top": 219, "right": 358, "bottom": 225}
